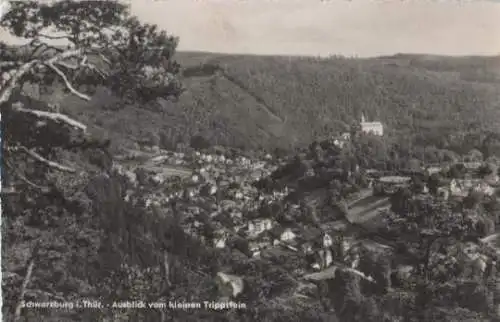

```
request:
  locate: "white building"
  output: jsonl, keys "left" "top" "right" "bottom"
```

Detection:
{"left": 311, "top": 249, "right": 333, "bottom": 270}
{"left": 213, "top": 230, "right": 229, "bottom": 249}
{"left": 247, "top": 218, "right": 274, "bottom": 238}
{"left": 215, "top": 272, "right": 245, "bottom": 298}
{"left": 280, "top": 228, "right": 297, "bottom": 242}
{"left": 323, "top": 233, "right": 333, "bottom": 248}
{"left": 333, "top": 132, "right": 351, "bottom": 148}
{"left": 341, "top": 132, "right": 351, "bottom": 140}
{"left": 449, "top": 179, "right": 495, "bottom": 197}
{"left": 360, "top": 113, "right": 384, "bottom": 136}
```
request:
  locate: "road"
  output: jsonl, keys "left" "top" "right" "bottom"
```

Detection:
{"left": 322, "top": 189, "right": 390, "bottom": 232}
{"left": 146, "top": 165, "right": 193, "bottom": 178}
{"left": 346, "top": 189, "right": 390, "bottom": 224}
{"left": 347, "top": 189, "right": 373, "bottom": 208}
{"left": 118, "top": 149, "right": 193, "bottom": 179}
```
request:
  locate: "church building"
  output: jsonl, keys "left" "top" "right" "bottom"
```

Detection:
{"left": 360, "top": 113, "right": 383, "bottom": 136}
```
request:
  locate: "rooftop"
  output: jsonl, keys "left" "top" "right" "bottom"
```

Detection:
{"left": 378, "top": 176, "right": 412, "bottom": 184}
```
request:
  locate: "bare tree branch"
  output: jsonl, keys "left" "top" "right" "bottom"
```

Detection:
{"left": 14, "top": 146, "right": 77, "bottom": 173}
{"left": 12, "top": 102, "right": 87, "bottom": 132}
{"left": 46, "top": 62, "right": 91, "bottom": 101}
{"left": 29, "top": 42, "right": 64, "bottom": 58}
{"left": 0, "top": 49, "right": 84, "bottom": 107}
{"left": 54, "top": 61, "right": 78, "bottom": 70}
{"left": 56, "top": 56, "right": 108, "bottom": 79}
{"left": 29, "top": 42, "right": 48, "bottom": 58}
{"left": 163, "top": 251, "right": 171, "bottom": 287}
{"left": 38, "top": 33, "right": 70, "bottom": 40}
{"left": 14, "top": 258, "right": 36, "bottom": 322}
{"left": 84, "top": 62, "right": 108, "bottom": 79}
{"left": 0, "top": 60, "right": 39, "bottom": 105}
{"left": 4, "top": 159, "right": 51, "bottom": 193}
{"left": 97, "top": 52, "right": 111, "bottom": 66}
{"left": 25, "top": 289, "right": 66, "bottom": 302}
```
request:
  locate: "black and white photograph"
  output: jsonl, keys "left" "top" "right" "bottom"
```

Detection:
{"left": 1, "top": 0, "right": 500, "bottom": 321}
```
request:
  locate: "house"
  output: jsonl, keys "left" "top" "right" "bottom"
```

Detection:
{"left": 265, "top": 226, "right": 298, "bottom": 247}
{"left": 311, "top": 249, "right": 333, "bottom": 271}
{"left": 323, "top": 233, "right": 333, "bottom": 248}
{"left": 297, "top": 229, "right": 337, "bottom": 270}
{"left": 248, "top": 230, "right": 277, "bottom": 256}
{"left": 449, "top": 179, "right": 472, "bottom": 197}
{"left": 331, "top": 131, "right": 350, "bottom": 145}
{"left": 348, "top": 252, "right": 361, "bottom": 269}
{"left": 374, "top": 176, "right": 411, "bottom": 195}
{"left": 304, "top": 265, "right": 375, "bottom": 284}
{"left": 462, "top": 162, "right": 483, "bottom": 171}
{"left": 199, "top": 183, "right": 218, "bottom": 197}
{"left": 378, "top": 176, "right": 412, "bottom": 184}
{"left": 360, "top": 113, "right": 383, "bottom": 136}
{"left": 215, "top": 272, "right": 245, "bottom": 298}
{"left": 247, "top": 218, "right": 274, "bottom": 238}
{"left": 303, "top": 233, "right": 333, "bottom": 270}
{"left": 480, "top": 233, "right": 500, "bottom": 251}
{"left": 249, "top": 239, "right": 271, "bottom": 257}
{"left": 331, "top": 132, "right": 352, "bottom": 148}
{"left": 214, "top": 238, "right": 227, "bottom": 249}
{"left": 248, "top": 244, "right": 264, "bottom": 256}
{"left": 341, "top": 236, "right": 361, "bottom": 264}
{"left": 213, "top": 230, "right": 230, "bottom": 249}
{"left": 437, "top": 186, "right": 450, "bottom": 200}
{"left": 425, "top": 166, "right": 442, "bottom": 176}
{"left": 460, "top": 242, "right": 494, "bottom": 276}
{"left": 483, "top": 173, "right": 500, "bottom": 186}
{"left": 449, "top": 179, "right": 495, "bottom": 197}
{"left": 474, "top": 181, "right": 495, "bottom": 196}
{"left": 280, "top": 228, "right": 297, "bottom": 242}
{"left": 301, "top": 241, "right": 314, "bottom": 255}
{"left": 340, "top": 132, "right": 350, "bottom": 140}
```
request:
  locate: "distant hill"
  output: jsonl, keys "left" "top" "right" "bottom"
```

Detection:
{"left": 26, "top": 51, "right": 500, "bottom": 152}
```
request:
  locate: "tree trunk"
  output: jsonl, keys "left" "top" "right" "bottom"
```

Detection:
{"left": 14, "top": 258, "right": 36, "bottom": 322}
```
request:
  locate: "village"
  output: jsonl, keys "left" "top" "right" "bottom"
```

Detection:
{"left": 111, "top": 114, "right": 500, "bottom": 300}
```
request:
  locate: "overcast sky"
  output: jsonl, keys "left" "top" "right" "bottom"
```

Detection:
{"left": 129, "top": 0, "right": 500, "bottom": 57}
{"left": 1, "top": 0, "right": 499, "bottom": 57}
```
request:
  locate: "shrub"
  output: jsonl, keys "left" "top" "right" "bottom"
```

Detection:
{"left": 190, "top": 134, "right": 211, "bottom": 150}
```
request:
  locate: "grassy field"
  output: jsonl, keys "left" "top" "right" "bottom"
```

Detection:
{"left": 30, "top": 51, "right": 500, "bottom": 152}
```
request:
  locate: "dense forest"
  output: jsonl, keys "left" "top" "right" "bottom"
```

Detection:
{"left": 42, "top": 51, "right": 500, "bottom": 155}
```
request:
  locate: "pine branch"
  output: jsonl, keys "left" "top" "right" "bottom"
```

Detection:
{"left": 12, "top": 102, "right": 87, "bottom": 132}
{"left": 13, "top": 145, "right": 76, "bottom": 173}
{"left": 4, "top": 159, "right": 51, "bottom": 192}
{"left": 46, "top": 62, "right": 91, "bottom": 100}
{"left": 0, "top": 49, "right": 84, "bottom": 106}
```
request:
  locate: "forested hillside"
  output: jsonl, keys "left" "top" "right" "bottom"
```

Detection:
{"left": 39, "top": 51, "right": 500, "bottom": 153}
